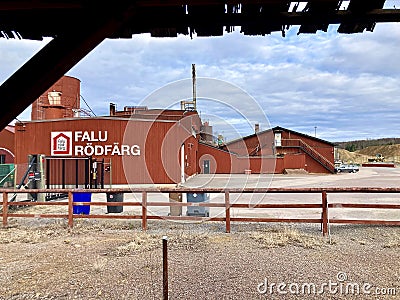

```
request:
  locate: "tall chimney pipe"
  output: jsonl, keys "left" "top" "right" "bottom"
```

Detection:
{"left": 192, "top": 64, "right": 196, "bottom": 110}
{"left": 110, "top": 103, "right": 116, "bottom": 116}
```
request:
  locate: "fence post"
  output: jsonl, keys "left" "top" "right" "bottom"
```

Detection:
{"left": 142, "top": 191, "right": 147, "bottom": 231}
{"left": 68, "top": 191, "right": 73, "bottom": 228}
{"left": 225, "top": 191, "right": 230, "bottom": 233}
{"left": 2, "top": 192, "right": 8, "bottom": 227}
{"left": 162, "top": 236, "right": 168, "bottom": 300}
{"left": 322, "top": 191, "right": 328, "bottom": 236}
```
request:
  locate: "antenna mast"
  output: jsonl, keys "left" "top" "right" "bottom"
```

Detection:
{"left": 192, "top": 63, "right": 196, "bottom": 110}
{"left": 181, "top": 64, "right": 197, "bottom": 111}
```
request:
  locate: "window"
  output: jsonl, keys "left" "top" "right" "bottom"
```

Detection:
{"left": 0, "top": 154, "right": 5, "bottom": 164}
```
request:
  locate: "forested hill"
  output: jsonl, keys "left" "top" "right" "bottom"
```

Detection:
{"left": 337, "top": 138, "right": 400, "bottom": 152}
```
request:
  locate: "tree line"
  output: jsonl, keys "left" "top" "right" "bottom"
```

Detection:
{"left": 337, "top": 138, "right": 400, "bottom": 152}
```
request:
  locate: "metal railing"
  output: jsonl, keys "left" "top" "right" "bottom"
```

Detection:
{"left": 1, "top": 187, "right": 400, "bottom": 235}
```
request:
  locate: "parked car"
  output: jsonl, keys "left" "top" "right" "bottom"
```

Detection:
{"left": 335, "top": 164, "right": 360, "bottom": 173}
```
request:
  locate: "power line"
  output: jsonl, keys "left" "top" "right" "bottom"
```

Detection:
{"left": 80, "top": 95, "right": 96, "bottom": 116}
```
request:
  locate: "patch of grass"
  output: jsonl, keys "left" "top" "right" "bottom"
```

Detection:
{"left": 208, "top": 235, "right": 232, "bottom": 244}
{"left": 0, "top": 225, "right": 66, "bottom": 244}
{"left": 116, "top": 233, "right": 160, "bottom": 255}
{"left": 92, "top": 257, "right": 107, "bottom": 273}
{"left": 169, "top": 232, "right": 209, "bottom": 250}
{"left": 383, "top": 234, "right": 400, "bottom": 248}
{"left": 251, "top": 227, "right": 323, "bottom": 249}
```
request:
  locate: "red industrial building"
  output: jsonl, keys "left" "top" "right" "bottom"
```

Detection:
{"left": 196, "top": 126, "right": 335, "bottom": 175}
{"left": 8, "top": 75, "right": 336, "bottom": 186}
{"left": 14, "top": 117, "right": 335, "bottom": 185}
{"left": 15, "top": 107, "right": 201, "bottom": 185}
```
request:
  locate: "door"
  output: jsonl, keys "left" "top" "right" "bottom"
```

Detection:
{"left": 203, "top": 160, "right": 210, "bottom": 174}
{"left": 275, "top": 132, "right": 282, "bottom": 147}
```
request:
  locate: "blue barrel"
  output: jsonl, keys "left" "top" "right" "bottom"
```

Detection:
{"left": 73, "top": 192, "right": 92, "bottom": 215}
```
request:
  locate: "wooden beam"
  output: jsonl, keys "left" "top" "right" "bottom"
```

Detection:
{"left": 68, "top": 191, "right": 73, "bottom": 228}
{"left": 2, "top": 192, "right": 8, "bottom": 227}
{"left": 225, "top": 191, "right": 231, "bottom": 233}
{"left": 135, "top": 0, "right": 349, "bottom": 6}
{"left": 0, "top": 5, "right": 135, "bottom": 129}
{"left": 322, "top": 191, "right": 328, "bottom": 236}
{"left": 140, "top": 9, "right": 400, "bottom": 27}
{"left": 142, "top": 191, "right": 148, "bottom": 231}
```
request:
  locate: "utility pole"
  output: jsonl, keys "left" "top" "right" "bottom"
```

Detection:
{"left": 314, "top": 126, "right": 317, "bottom": 137}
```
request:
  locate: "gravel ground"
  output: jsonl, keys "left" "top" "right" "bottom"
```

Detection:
{"left": 0, "top": 219, "right": 399, "bottom": 300}
{"left": 1, "top": 168, "right": 400, "bottom": 299}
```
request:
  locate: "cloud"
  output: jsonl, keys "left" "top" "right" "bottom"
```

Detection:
{"left": 1, "top": 22, "right": 400, "bottom": 141}
{"left": 0, "top": 38, "right": 50, "bottom": 83}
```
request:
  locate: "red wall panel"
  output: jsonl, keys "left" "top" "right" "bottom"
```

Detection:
{"left": 280, "top": 130, "right": 334, "bottom": 173}
{"left": 15, "top": 117, "right": 197, "bottom": 185}
{"left": 198, "top": 143, "right": 278, "bottom": 174}
{"left": 224, "top": 130, "right": 274, "bottom": 156}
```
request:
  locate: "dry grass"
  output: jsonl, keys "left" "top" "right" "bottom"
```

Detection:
{"left": 104, "top": 229, "right": 224, "bottom": 261}
{"left": 92, "top": 257, "right": 107, "bottom": 273}
{"left": 0, "top": 223, "right": 67, "bottom": 244}
{"left": 169, "top": 231, "right": 209, "bottom": 250}
{"left": 383, "top": 234, "right": 400, "bottom": 248}
{"left": 114, "top": 230, "right": 211, "bottom": 256}
{"left": 0, "top": 222, "right": 399, "bottom": 299}
{"left": 250, "top": 226, "right": 324, "bottom": 249}
{"left": 207, "top": 234, "right": 232, "bottom": 243}
{"left": 116, "top": 233, "right": 160, "bottom": 255}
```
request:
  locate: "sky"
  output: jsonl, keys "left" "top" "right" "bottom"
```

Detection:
{"left": 1, "top": 4, "right": 400, "bottom": 142}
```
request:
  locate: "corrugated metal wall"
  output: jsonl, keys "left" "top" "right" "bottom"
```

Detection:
{"left": 280, "top": 131, "right": 334, "bottom": 173}
{"left": 198, "top": 143, "right": 277, "bottom": 174}
{"left": 201, "top": 128, "right": 333, "bottom": 174}
{"left": 224, "top": 130, "right": 275, "bottom": 156}
{"left": 45, "top": 158, "right": 89, "bottom": 187}
{"left": 282, "top": 153, "right": 306, "bottom": 170}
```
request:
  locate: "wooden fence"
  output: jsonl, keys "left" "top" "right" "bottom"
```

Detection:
{"left": 1, "top": 187, "right": 400, "bottom": 236}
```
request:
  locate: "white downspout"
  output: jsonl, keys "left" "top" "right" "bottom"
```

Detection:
{"left": 181, "top": 144, "right": 185, "bottom": 184}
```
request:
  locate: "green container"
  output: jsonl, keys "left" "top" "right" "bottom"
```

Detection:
{"left": 0, "top": 164, "right": 14, "bottom": 187}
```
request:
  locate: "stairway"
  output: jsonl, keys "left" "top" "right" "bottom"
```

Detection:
{"left": 280, "top": 139, "right": 336, "bottom": 173}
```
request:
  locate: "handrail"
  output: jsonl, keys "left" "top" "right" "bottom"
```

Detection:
{"left": 280, "top": 139, "right": 335, "bottom": 172}
{"left": 299, "top": 139, "right": 335, "bottom": 167}
{"left": 282, "top": 139, "right": 334, "bottom": 166}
